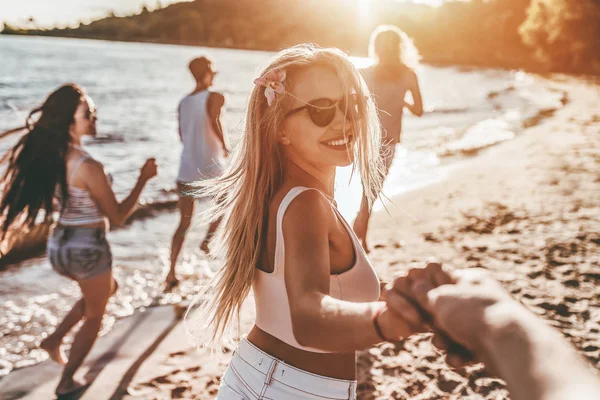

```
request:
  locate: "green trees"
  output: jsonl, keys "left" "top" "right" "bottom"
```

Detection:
{"left": 520, "top": 0, "right": 600, "bottom": 72}
{"left": 2, "top": 0, "right": 599, "bottom": 74}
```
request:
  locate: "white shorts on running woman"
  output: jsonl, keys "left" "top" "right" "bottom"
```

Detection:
{"left": 217, "top": 338, "right": 357, "bottom": 400}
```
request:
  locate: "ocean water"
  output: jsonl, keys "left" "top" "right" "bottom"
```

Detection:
{"left": 0, "top": 35, "right": 565, "bottom": 375}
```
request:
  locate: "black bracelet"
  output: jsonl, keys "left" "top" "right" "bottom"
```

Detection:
{"left": 373, "top": 305, "right": 389, "bottom": 342}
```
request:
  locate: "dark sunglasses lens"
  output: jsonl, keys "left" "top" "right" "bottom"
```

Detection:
{"left": 307, "top": 99, "right": 337, "bottom": 127}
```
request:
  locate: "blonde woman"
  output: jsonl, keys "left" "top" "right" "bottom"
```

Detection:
{"left": 186, "top": 44, "right": 428, "bottom": 399}
{"left": 353, "top": 25, "right": 424, "bottom": 252}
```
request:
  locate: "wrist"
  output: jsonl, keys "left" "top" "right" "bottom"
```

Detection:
{"left": 479, "top": 300, "right": 531, "bottom": 353}
{"left": 373, "top": 303, "right": 396, "bottom": 343}
{"left": 138, "top": 173, "right": 149, "bottom": 184}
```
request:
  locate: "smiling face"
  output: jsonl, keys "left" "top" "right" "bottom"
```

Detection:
{"left": 281, "top": 65, "right": 358, "bottom": 169}
{"left": 69, "top": 95, "right": 97, "bottom": 140}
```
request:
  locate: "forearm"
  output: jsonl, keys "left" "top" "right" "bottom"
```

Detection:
{"left": 214, "top": 122, "right": 227, "bottom": 150}
{"left": 294, "top": 297, "right": 385, "bottom": 352}
{"left": 404, "top": 101, "right": 422, "bottom": 116}
{"left": 480, "top": 304, "right": 600, "bottom": 400}
{"left": 117, "top": 177, "right": 148, "bottom": 224}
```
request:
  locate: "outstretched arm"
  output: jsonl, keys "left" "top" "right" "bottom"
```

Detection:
{"left": 387, "top": 266, "right": 600, "bottom": 400}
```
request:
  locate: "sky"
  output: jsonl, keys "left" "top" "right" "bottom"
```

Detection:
{"left": 1, "top": 0, "right": 446, "bottom": 29}
{"left": 1, "top": 0, "right": 189, "bottom": 29}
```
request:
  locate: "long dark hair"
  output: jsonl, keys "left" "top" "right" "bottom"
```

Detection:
{"left": 0, "top": 83, "right": 84, "bottom": 235}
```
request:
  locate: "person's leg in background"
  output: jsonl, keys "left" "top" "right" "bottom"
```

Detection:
{"left": 167, "top": 182, "right": 195, "bottom": 289}
{"left": 353, "top": 141, "right": 396, "bottom": 252}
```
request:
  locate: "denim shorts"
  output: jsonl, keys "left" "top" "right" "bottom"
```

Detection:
{"left": 218, "top": 338, "right": 357, "bottom": 400}
{"left": 47, "top": 227, "right": 112, "bottom": 281}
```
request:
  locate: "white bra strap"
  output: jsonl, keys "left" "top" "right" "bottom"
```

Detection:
{"left": 68, "top": 154, "right": 90, "bottom": 185}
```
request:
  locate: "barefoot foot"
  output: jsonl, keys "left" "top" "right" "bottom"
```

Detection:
{"left": 164, "top": 275, "right": 180, "bottom": 292}
{"left": 40, "top": 337, "right": 66, "bottom": 366}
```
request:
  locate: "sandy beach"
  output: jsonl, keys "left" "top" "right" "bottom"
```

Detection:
{"left": 358, "top": 75, "right": 600, "bottom": 399}
{"left": 1, "top": 75, "right": 598, "bottom": 399}
{"left": 127, "top": 75, "right": 600, "bottom": 399}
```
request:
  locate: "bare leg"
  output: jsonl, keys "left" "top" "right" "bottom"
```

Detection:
{"left": 168, "top": 187, "right": 194, "bottom": 287}
{"left": 352, "top": 141, "right": 396, "bottom": 253}
{"left": 41, "top": 279, "right": 118, "bottom": 366}
{"left": 200, "top": 216, "right": 222, "bottom": 254}
{"left": 55, "top": 272, "right": 114, "bottom": 395}
{"left": 40, "top": 299, "right": 85, "bottom": 366}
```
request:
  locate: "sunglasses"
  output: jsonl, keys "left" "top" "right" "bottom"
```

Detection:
{"left": 285, "top": 94, "right": 362, "bottom": 128}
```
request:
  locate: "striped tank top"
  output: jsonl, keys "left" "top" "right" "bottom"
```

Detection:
{"left": 57, "top": 152, "right": 107, "bottom": 226}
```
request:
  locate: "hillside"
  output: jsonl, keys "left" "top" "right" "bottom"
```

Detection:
{"left": 3, "top": 0, "right": 600, "bottom": 74}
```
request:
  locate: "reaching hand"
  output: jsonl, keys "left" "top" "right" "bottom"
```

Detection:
{"left": 140, "top": 158, "right": 158, "bottom": 181}
{"left": 388, "top": 264, "right": 523, "bottom": 367}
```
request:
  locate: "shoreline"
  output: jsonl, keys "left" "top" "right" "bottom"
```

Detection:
{"left": 0, "top": 63, "right": 568, "bottom": 268}
{"left": 3, "top": 33, "right": 594, "bottom": 77}
{"left": 1, "top": 75, "right": 597, "bottom": 398}
{"left": 364, "top": 76, "right": 599, "bottom": 398}
{"left": 0, "top": 71, "right": 576, "bottom": 378}
{"left": 118, "top": 74, "right": 600, "bottom": 399}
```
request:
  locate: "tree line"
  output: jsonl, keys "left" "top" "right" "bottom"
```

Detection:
{"left": 3, "top": 0, "right": 600, "bottom": 74}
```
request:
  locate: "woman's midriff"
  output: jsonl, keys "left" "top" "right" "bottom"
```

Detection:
{"left": 55, "top": 221, "right": 107, "bottom": 231}
{"left": 246, "top": 325, "right": 357, "bottom": 380}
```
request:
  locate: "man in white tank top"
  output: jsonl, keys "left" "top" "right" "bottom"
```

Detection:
{"left": 167, "top": 56, "right": 229, "bottom": 290}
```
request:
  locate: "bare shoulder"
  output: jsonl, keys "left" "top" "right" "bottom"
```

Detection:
{"left": 79, "top": 157, "right": 105, "bottom": 178}
{"left": 282, "top": 189, "right": 334, "bottom": 234}
{"left": 208, "top": 91, "right": 225, "bottom": 106}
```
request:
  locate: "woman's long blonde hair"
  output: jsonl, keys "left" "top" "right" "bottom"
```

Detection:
{"left": 369, "top": 25, "right": 421, "bottom": 70}
{"left": 185, "top": 44, "right": 384, "bottom": 349}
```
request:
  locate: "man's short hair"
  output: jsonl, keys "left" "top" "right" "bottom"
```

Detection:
{"left": 189, "top": 56, "right": 212, "bottom": 83}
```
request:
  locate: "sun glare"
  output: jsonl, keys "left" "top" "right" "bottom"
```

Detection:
{"left": 358, "top": 0, "right": 370, "bottom": 16}
{"left": 357, "top": 0, "right": 371, "bottom": 29}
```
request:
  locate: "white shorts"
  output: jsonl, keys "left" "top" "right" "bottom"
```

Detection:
{"left": 218, "top": 338, "right": 357, "bottom": 399}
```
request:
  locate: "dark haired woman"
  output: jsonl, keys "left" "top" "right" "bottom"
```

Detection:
{"left": 0, "top": 83, "right": 157, "bottom": 395}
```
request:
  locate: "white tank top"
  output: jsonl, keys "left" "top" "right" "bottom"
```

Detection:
{"left": 57, "top": 152, "right": 107, "bottom": 226}
{"left": 177, "top": 90, "right": 224, "bottom": 182}
{"left": 253, "top": 187, "right": 380, "bottom": 353}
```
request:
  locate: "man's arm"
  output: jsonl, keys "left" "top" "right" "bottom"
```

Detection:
{"left": 207, "top": 92, "right": 228, "bottom": 154}
{"left": 480, "top": 302, "right": 600, "bottom": 400}
{"left": 386, "top": 266, "right": 600, "bottom": 400}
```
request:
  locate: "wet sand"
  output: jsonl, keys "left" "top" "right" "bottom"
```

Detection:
{"left": 127, "top": 76, "right": 599, "bottom": 399}
{"left": 1, "top": 75, "right": 598, "bottom": 399}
